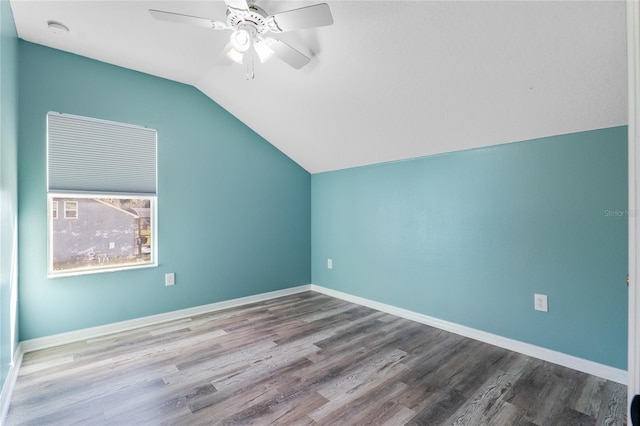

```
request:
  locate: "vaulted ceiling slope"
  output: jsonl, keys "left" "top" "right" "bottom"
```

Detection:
{"left": 10, "top": 1, "right": 627, "bottom": 173}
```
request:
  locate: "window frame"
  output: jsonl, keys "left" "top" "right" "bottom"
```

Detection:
{"left": 46, "top": 111, "right": 158, "bottom": 278}
{"left": 48, "top": 193, "right": 158, "bottom": 278}
{"left": 63, "top": 200, "right": 78, "bottom": 219}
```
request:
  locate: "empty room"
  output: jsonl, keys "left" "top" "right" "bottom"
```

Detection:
{"left": 1, "top": 0, "right": 639, "bottom": 424}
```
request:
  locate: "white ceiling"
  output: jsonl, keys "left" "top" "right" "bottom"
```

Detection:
{"left": 10, "top": 0, "right": 628, "bottom": 173}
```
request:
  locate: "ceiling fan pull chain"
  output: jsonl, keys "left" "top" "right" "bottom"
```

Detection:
{"left": 245, "top": 50, "right": 255, "bottom": 80}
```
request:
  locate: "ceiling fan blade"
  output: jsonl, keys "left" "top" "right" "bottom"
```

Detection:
{"left": 269, "top": 3, "right": 333, "bottom": 32}
{"left": 225, "top": 0, "right": 249, "bottom": 12}
{"left": 149, "top": 9, "right": 227, "bottom": 30}
{"left": 270, "top": 39, "right": 310, "bottom": 69}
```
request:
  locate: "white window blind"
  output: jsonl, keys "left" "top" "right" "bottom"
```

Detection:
{"left": 47, "top": 112, "right": 157, "bottom": 194}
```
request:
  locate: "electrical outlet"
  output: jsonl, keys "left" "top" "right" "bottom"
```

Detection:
{"left": 327, "top": 259, "right": 333, "bottom": 269}
{"left": 165, "top": 272, "right": 175, "bottom": 286}
{"left": 534, "top": 294, "right": 548, "bottom": 312}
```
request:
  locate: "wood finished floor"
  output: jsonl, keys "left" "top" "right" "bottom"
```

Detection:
{"left": 6, "top": 292, "right": 626, "bottom": 425}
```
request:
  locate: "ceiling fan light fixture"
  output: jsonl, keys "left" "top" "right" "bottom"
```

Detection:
{"left": 230, "top": 29, "right": 251, "bottom": 52}
{"left": 254, "top": 39, "right": 275, "bottom": 63}
{"left": 225, "top": 47, "right": 244, "bottom": 64}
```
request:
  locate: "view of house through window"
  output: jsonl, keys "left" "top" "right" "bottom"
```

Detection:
{"left": 49, "top": 195, "right": 155, "bottom": 274}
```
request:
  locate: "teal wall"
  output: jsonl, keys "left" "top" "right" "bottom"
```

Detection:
{"left": 0, "top": 0, "right": 19, "bottom": 393}
{"left": 18, "top": 42, "right": 311, "bottom": 340}
{"left": 312, "top": 128, "right": 628, "bottom": 369}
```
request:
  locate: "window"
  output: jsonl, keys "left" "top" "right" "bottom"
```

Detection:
{"left": 47, "top": 112, "right": 157, "bottom": 276}
{"left": 49, "top": 195, "right": 155, "bottom": 273}
{"left": 63, "top": 201, "right": 78, "bottom": 219}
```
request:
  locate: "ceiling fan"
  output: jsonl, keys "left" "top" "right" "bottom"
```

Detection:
{"left": 149, "top": 0, "right": 333, "bottom": 79}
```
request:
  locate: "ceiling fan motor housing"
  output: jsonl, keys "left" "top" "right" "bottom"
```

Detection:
{"left": 226, "top": 5, "right": 281, "bottom": 35}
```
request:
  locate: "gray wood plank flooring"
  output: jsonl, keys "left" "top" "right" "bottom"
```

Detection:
{"left": 5, "top": 292, "right": 626, "bottom": 425}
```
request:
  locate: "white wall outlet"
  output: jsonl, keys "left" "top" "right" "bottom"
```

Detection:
{"left": 534, "top": 294, "right": 548, "bottom": 312}
{"left": 327, "top": 259, "right": 333, "bottom": 269}
{"left": 165, "top": 272, "right": 175, "bottom": 286}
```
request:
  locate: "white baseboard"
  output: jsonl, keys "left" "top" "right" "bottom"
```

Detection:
{"left": 310, "top": 284, "right": 628, "bottom": 385}
{"left": 1, "top": 343, "right": 24, "bottom": 424}
{"left": 16, "top": 283, "right": 627, "bottom": 387}
{"left": 21, "top": 285, "right": 312, "bottom": 353}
